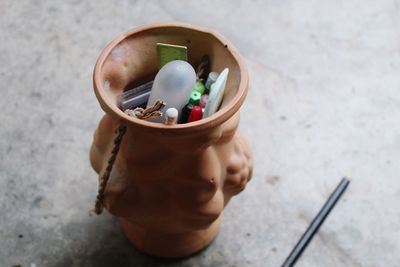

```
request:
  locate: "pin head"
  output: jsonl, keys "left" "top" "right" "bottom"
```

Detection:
{"left": 189, "top": 91, "right": 201, "bottom": 105}
{"left": 188, "top": 106, "right": 203, "bottom": 122}
{"left": 165, "top": 107, "right": 178, "bottom": 125}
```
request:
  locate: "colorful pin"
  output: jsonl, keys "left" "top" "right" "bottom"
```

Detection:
{"left": 180, "top": 91, "right": 201, "bottom": 124}
{"left": 164, "top": 108, "right": 178, "bottom": 125}
{"left": 188, "top": 106, "right": 203, "bottom": 122}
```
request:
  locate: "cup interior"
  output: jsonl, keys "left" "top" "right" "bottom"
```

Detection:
{"left": 94, "top": 24, "right": 247, "bottom": 131}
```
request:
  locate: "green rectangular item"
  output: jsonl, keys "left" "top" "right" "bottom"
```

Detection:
{"left": 157, "top": 43, "right": 188, "bottom": 68}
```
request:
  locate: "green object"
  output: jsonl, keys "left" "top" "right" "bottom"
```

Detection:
{"left": 180, "top": 91, "right": 201, "bottom": 124}
{"left": 192, "top": 80, "right": 206, "bottom": 95}
{"left": 188, "top": 91, "right": 201, "bottom": 105}
{"left": 157, "top": 43, "right": 188, "bottom": 68}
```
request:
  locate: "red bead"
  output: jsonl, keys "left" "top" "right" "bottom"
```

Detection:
{"left": 188, "top": 106, "right": 203, "bottom": 122}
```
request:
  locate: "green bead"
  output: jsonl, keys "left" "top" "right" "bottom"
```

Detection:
{"left": 189, "top": 91, "right": 201, "bottom": 105}
{"left": 192, "top": 80, "right": 206, "bottom": 95}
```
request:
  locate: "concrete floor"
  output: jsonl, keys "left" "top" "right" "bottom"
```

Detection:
{"left": 1, "top": 0, "right": 399, "bottom": 266}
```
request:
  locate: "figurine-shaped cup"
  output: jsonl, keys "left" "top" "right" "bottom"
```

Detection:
{"left": 90, "top": 23, "right": 253, "bottom": 258}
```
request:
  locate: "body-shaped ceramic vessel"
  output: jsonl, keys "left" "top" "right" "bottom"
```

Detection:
{"left": 90, "top": 23, "right": 253, "bottom": 258}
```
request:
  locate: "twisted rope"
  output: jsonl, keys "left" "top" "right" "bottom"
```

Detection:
{"left": 196, "top": 55, "right": 210, "bottom": 81}
{"left": 93, "top": 125, "right": 126, "bottom": 214}
{"left": 92, "top": 99, "right": 165, "bottom": 215}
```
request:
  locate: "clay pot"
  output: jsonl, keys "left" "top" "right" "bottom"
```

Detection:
{"left": 90, "top": 23, "right": 253, "bottom": 258}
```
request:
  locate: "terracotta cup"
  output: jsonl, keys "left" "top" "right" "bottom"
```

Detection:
{"left": 90, "top": 23, "right": 253, "bottom": 258}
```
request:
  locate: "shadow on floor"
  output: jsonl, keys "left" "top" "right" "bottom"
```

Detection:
{"left": 52, "top": 214, "right": 209, "bottom": 267}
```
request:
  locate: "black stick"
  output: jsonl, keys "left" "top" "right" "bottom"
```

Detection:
{"left": 282, "top": 177, "right": 350, "bottom": 267}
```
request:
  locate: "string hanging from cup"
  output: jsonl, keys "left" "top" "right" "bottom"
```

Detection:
{"left": 92, "top": 99, "right": 166, "bottom": 214}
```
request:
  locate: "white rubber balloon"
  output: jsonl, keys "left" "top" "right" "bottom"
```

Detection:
{"left": 147, "top": 60, "right": 196, "bottom": 123}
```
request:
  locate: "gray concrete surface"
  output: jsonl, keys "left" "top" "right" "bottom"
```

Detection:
{"left": 1, "top": 0, "right": 399, "bottom": 266}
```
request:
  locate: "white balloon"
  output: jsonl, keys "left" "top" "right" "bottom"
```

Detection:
{"left": 147, "top": 60, "right": 196, "bottom": 123}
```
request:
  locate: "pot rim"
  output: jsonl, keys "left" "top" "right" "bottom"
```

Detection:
{"left": 93, "top": 22, "right": 249, "bottom": 134}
